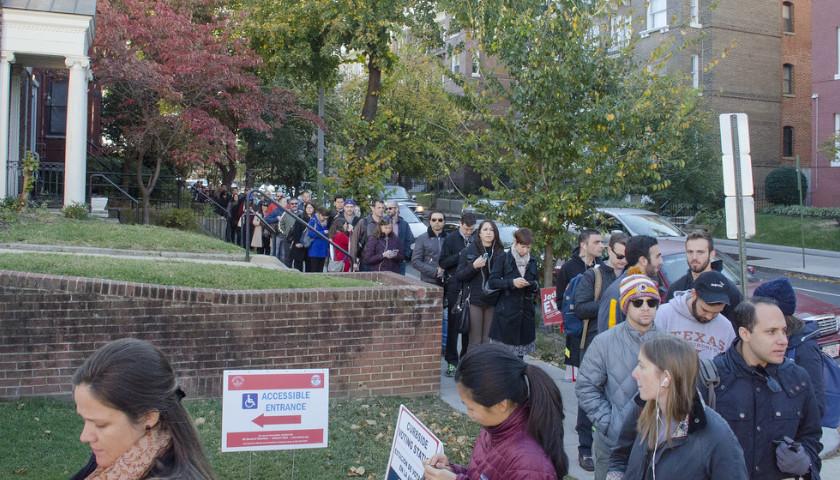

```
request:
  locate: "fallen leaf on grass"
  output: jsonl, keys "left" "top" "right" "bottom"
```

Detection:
{"left": 350, "top": 424, "right": 361, "bottom": 430}
{"left": 194, "top": 417, "right": 206, "bottom": 426}
{"left": 347, "top": 466, "right": 366, "bottom": 476}
{"left": 365, "top": 419, "right": 377, "bottom": 426}
{"left": 375, "top": 432, "right": 385, "bottom": 440}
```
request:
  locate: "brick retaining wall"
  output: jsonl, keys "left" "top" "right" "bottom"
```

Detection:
{"left": 0, "top": 271, "right": 442, "bottom": 400}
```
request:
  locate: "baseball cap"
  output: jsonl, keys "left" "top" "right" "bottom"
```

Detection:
{"left": 345, "top": 199, "right": 356, "bottom": 206}
{"left": 693, "top": 271, "right": 731, "bottom": 305}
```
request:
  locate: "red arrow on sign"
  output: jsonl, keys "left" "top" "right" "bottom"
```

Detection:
{"left": 251, "top": 414, "right": 302, "bottom": 428}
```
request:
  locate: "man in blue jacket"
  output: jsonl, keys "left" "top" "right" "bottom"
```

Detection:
{"left": 700, "top": 298, "right": 822, "bottom": 480}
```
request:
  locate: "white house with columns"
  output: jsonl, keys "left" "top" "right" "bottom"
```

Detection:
{"left": 1, "top": 0, "right": 96, "bottom": 206}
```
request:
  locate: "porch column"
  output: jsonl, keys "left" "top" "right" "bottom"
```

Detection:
{"left": 63, "top": 56, "right": 90, "bottom": 207}
{"left": 0, "top": 51, "right": 15, "bottom": 199}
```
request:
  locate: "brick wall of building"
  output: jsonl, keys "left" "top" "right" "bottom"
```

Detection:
{"left": 811, "top": 0, "right": 840, "bottom": 206}
{"left": 781, "top": 0, "right": 813, "bottom": 184}
{"left": 0, "top": 271, "right": 442, "bottom": 400}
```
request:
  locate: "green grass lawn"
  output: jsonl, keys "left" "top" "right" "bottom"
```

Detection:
{"left": 0, "top": 396, "right": 480, "bottom": 480}
{"left": 714, "top": 213, "right": 840, "bottom": 251}
{"left": 0, "top": 253, "right": 372, "bottom": 289}
{"left": 0, "top": 212, "right": 241, "bottom": 254}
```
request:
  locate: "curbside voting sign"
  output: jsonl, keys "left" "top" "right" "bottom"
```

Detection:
{"left": 221, "top": 369, "right": 328, "bottom": 452}
{"left": 385, "top": 405, "right": 443, "bottom": 480}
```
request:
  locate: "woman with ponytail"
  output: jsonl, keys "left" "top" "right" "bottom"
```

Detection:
{"left": 423, "top": 344, "right": 568, "bottom": 480}
{"left": 70, "top": 338, "right": 216, "bottom": 480}
{"left": 606, "top": 335, "right": 746, "bottom": 480}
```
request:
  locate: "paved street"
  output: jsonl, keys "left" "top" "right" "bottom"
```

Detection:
{"left": 716, "top": 238, "right": 840, "bottom": 282}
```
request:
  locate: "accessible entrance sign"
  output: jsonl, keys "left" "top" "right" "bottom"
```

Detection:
{"left": 221, "top": 369, "right": 329, "bottom": 452}
{"left": 386, "top": 405, "right": 443, "bottom": 480}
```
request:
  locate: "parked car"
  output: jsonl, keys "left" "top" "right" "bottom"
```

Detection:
{"left": 384, "top": 185, "right": 424, "bottom": 218}
{"left": 594, "top": 207, "right": 685, "bottom": 238}
{"left": 655, "top": 238, "right": 840, "bottom": 359}
{"left": 398, "top": 205, "right": 427, "bottom": 242}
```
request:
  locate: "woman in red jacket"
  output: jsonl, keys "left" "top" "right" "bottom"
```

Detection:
{"left": 423, "top": 344, "right": 568, "bottom": 480}
{"left": 329, "top": 217, "right": 352, "bottom": 272}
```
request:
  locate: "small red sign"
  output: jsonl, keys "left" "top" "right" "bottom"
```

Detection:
{"left": 228, "top": 373, "right": 325, "bottom": 391}
{"left": 226, "top": 429, "right": 324, "bottom": 448}
{"left": 541, "top": 287, "right": 564, "bottom": 329}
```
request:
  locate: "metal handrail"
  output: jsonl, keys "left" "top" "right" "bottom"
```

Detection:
{"left": 88, "top": 173, "right": 141, "bottom": 223}
{"left": 249, "top": 191, "right": 352, "bottom": 259}
{"left": 189, "top": 185, "right": 231, "bottom": 219}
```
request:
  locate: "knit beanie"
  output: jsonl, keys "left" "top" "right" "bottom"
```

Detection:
{"left": 619, "top": 266, "right": 660, "bottom": 313}
{"left": 754, "top": 277, "right": 797, "bottom": 316}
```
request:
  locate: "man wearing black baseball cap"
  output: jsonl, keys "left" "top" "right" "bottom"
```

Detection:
{"left": 654, "top": 271, "right": 737, "bottom": 360}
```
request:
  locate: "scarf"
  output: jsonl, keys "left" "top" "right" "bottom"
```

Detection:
{"left": 511, "top": 248, "right": 530, "bottom": 277}
{"left": 86, "top": 427, "right": 172, "bottom": 480}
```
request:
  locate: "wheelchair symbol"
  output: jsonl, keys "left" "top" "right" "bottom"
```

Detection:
{"left": 242, "top": 393, "right": 258, "bottom": 409}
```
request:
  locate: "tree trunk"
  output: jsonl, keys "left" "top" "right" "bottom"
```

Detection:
{"left": 136, "top": 150, "right": 162, "bottom": 225}
{"left": 361, "top": 55, "right": 381, "bottom": 123}
{"left": 543, "top": 243, "right": 554, "bottom": 288}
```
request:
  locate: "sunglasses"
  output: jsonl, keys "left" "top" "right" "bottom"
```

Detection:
{"left": 430, "top": 218, "right": 444, "bottom": 222}
{"left": 611, "top": 248, "right": 626, "bottom": 260}
{"left": 630, "top": 298, "right": 660, "bottom": 309}
{"left": 386, "top": 207, "right": 397, "bottom": 210}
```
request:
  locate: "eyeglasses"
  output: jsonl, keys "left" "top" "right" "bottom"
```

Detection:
{"left": 630, "top": 298, "right": 660, "bottom": 309}
{"left": 386, "top": 207, "right": 397, "bottom": 211}
{"left": 430, "top": 218, "right": 444, "bottom": 222}
{"left": 611, "top": 248, "right": 626, "bottom": 260}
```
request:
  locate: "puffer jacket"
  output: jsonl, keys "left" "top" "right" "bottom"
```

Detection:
{"left": 576, "top": 321, "right": 663, "bottom": 447}
{"left": 608, "top": 394, "right": 748, "bottom": 480}
{"left": 449, "top": 404, "right": 557, "bottom": 480}
{"left": 410, "top": 227, "right": 446, "bottom": 285}
{"left": 306, "top": 217, "right": 329, "bottom": 259}
{"left": 699, "top": 338, "right": 823, "bottom": 480}
{"left": 787, "top": 320, "right": 826, "bottom": 418}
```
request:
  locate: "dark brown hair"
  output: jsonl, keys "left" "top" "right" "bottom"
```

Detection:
{"left": 73, "top": 339, "right": 216, "bottom": 479}
{"left": 514, "top": 227, "right": 533, "bottom": 245}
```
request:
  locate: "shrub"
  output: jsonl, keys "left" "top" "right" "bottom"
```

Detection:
{"left": 61, "top": 203, "right": 89, "bottom": 220}
{"left": 157, "top": 208, "right": 197, "bottom": 231}
{"left": 762, "top": 205, "right": 840, "bottom": 218}
{"left": 765, "top": 167, "right": 808, "bottom": 205}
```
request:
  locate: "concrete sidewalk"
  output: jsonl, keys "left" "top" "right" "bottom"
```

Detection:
{"left": 715, "top": 239, "right": 840, "bottom": 281}
{"left": 439, "top": 358, "right": 840, "bottom": 479}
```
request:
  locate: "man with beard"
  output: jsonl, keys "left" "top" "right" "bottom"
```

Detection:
{"left": 654, "top": 271, "right": 736, "bottom": 360}
{"left": 597, "top": 235, "right": 663, "bottom": 333}
{"left": 665, "top": 231, "right": 741, "bottom": 323}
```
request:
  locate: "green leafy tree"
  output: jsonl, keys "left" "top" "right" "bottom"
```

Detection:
{"left": 444, "top": 0, "right": 709, "bottom": 284}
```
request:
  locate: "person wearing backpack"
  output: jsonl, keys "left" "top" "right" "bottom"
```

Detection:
{"left": 567, "top": 232, "right": 628, "bottom": 472}
{"left": 698, "top": 298, "right": 823, "bottom": 480}
{"left": 559, "top": 230, "right": 603, "bottom": 366}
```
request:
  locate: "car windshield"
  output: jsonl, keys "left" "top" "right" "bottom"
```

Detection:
{"left": 619, "top": 213, "right": 684, "bottom": 237}
{"left": 384, "top": 185, "right": 410, "bottom": 200}
{"left": 399, "top": 205, "right": 420, "bottom": 223}
{"left": 497, "top": 224, "right": 517, "bottom": 249}
{"left": 661, "top": 253, "right": 743, "bottom": 287}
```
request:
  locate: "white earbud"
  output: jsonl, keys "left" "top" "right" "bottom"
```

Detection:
{"left": 660, "top": 376, "right": 669, "bottom": 388}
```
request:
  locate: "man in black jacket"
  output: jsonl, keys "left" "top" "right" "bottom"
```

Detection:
{"left": 665, "top": 231, "right": 741, "bottom": 324}
{"left": 438, "top": 212, "right": 476, "bottom": 376}
{"left": 555, "top": 229, "right": 604, "bottom": 296}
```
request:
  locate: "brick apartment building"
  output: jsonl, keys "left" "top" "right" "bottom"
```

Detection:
{"left": 439, "top": 1, "right": 838, "bottom": 204}
{"left": 811, "top": 0, "right": 840, "bottom": 206}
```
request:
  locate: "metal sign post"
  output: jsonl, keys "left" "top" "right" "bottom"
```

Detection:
{"left": 731, "top": 116, "right": 748, "bottom": 297}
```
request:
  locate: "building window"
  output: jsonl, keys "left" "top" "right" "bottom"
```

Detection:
{"left": 834, "top": 114, "right": 840, "bottom": 166}
{"left": 782, "top": 2, "right": 794, "bottom": 33}
{"left": 450, "top": 52, "right": 461, "bottom": 75}
{"left": 610, "top": 15, "right": 632, "bottom": 49}
{"left": 647, "top": 0, "right": 667, "bottom": 31}
{"left": 471, "top": 52, "right": 480, "bottom": 78}
{"left": 783, "top": 126, "right": 794, "bottom": 157}
{"left": 783, "top": 63, "right": 793, "bottom": 94}
{"left": 691, "top": 54, "right": 700, "bottom": 89}
{"left": 690, "top": 0, "right": 700, "bottom": 26}
{"left": 46, "top": 78, "right": 67, "bottom": 136}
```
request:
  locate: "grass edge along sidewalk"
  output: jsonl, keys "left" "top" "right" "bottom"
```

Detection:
{"left": 0, "top": 214, "right": 242, "bottom": 254}
{"left": 0, "top": 396, "right": 481, "bottom": 480}
{"left": 0, "top": 252, "right": 372, "bottom": 290}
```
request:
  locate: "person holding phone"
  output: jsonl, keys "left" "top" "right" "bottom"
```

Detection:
{"left": 486, "top": 228, "right": 540, "bottom": 359}
{"left": 362, "top": 215, "right": 404, "bottom": 273}
{"left": 455, "top": 220, "right": 503, "bottom": 346}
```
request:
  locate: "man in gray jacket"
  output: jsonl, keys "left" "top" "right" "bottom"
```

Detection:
{"left": 411, "top": 210, "right": 447, "bottom": 285}
{"left": 577, "top": 272, "right": 663, "bottom": 480}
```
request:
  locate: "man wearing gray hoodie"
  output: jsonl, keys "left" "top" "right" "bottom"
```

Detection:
{"left": 655, "top": 270, "right": 736, "bottom": 360}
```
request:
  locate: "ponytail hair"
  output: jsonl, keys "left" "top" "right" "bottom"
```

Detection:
{"left": 455, "top": 344, "right": 568, "bottom": 477}
{"left": 73, "top": 338, "right": 216, "bottom": 480}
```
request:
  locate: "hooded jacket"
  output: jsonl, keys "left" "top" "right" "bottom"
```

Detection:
{"left": 607, "top": 394, "right": 748, "bottom": 480}
{"left": 576, "top": 321, "right": 663, "bottom": 447}
{"left": 665, "top": 260, "right": 742, "bottom": 323}
{"left": 654, "top": 290, "right": 736, "bottom": 360}
{"left": 410, "top": 226, "right": 446, "bottom": 285}
{"left": 699, "top": 339, "right": 823, "bottom": 480}
{"left": 448, "top": 404, "right": 558, "bottom": 480}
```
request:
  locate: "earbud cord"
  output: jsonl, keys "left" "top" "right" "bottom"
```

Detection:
{"left": 652, "top": 383, "right": 664, "bottom": 480}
